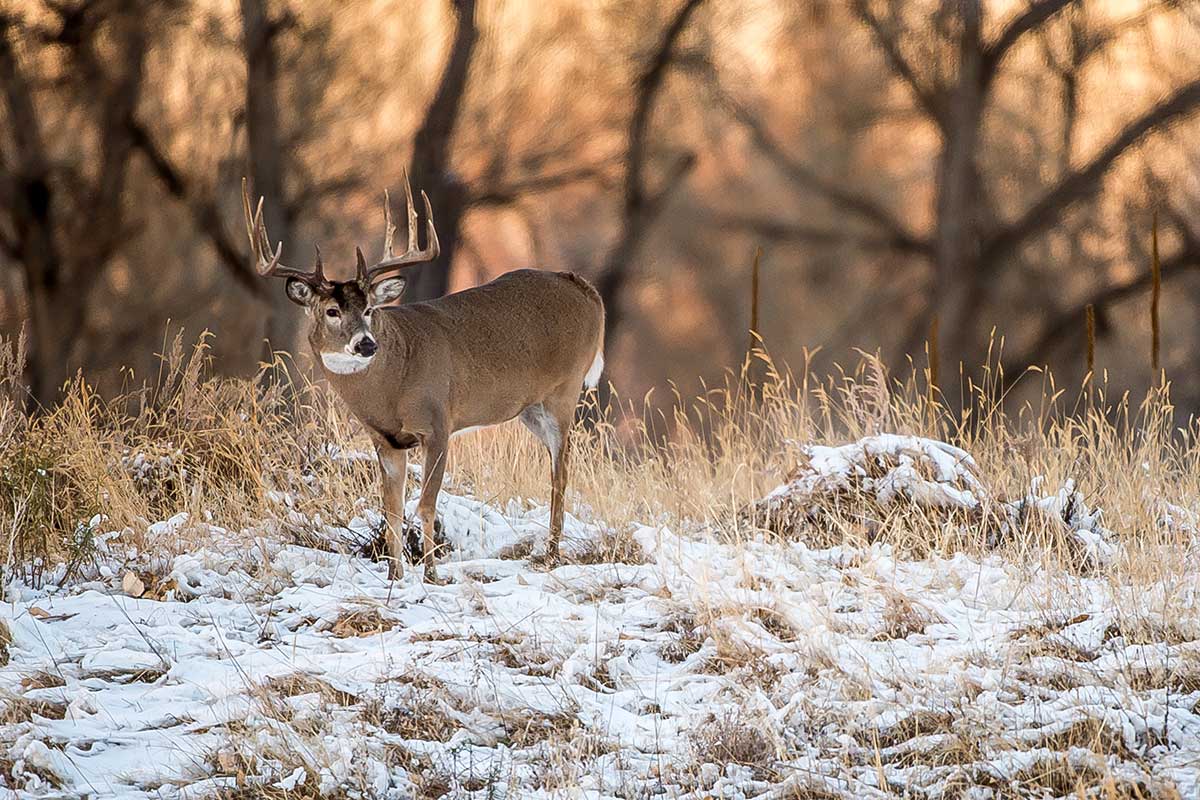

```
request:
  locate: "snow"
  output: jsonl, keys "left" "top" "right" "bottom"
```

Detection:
{"left": 1, "top": 435, "right": 1198, "bottom": 798}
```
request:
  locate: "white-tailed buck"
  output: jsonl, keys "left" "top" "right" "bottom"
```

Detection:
{"left": 242, "top": 176, "right": 604, "bottom": 581}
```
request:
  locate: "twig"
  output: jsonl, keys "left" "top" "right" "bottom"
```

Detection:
{"left": 928, "top": 315, "right": 940, "bottom": 401}
{"left": 1151, "top": 209, "right": 1161, "bottom": 375}
{"left": 748, "top": 246, "right": 761, "bottom": 357}
{"left": 1085, "top": 303, "right": 1095, "bottom": 377}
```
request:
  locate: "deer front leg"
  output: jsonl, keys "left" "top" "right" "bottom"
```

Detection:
{"left": 417, "top": 430, "right": 449, "bottom": 582}
{"left": 376, "top": 444, "right": 408, "bottom": 580}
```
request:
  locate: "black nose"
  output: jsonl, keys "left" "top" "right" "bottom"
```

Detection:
{"left": 354, "top": 337, "right": 377, "bottom": 357}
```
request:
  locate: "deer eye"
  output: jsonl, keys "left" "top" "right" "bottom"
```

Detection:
{"left": 325, "top": 308, "right": 340, "bottom": 318}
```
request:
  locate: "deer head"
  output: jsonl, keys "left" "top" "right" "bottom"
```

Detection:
{"left": 241, "top": 172, "right": 440, "bottom": 374}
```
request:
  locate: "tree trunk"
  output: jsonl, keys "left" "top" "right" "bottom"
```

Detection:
{"left": 405, "top": 0, "right": 479, "bottom": 302}
{"left": 1, "top": 7, "right": 146, "bottom": 406}
{"left": 27, "top": 281, "right": 85, "bottom": 405}
{"left": 932, "top": 0, "right": 985, "bottom": 373}
{"left": 241, "top": 0, "right": 301, "bottom": 366}
{"left": 7, "top": 172, "right": 66, "bottom": 407}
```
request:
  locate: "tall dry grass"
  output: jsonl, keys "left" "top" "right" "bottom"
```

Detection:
{"left": 0, "top": 332, "right": 1196, "bottom": 589}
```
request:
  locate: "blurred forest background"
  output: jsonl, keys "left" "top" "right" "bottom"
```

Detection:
{"left": 3, "top": 0, "right": 1200, "bottom": 418}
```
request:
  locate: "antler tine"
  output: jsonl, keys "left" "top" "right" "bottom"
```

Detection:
{"left": 381, "top": 189, "right": 396, "bottom": 261}
{"left": 240, "top": 177, "right": 325, "bottom": 283}
{"left": 420, "top": 189, "right": 440, "bottom": 259}
{"left": 403, "top": 168, "right": 419, "bottom": 255}
{"left": 361, "top": 171, "right": 441, "bottom": 285}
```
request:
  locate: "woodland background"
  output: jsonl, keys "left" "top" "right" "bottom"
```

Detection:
{"left": 2, "top": 0, "right": 1200, "bottom": 416}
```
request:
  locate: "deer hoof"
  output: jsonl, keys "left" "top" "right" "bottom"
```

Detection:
{"left": 404, "top": 516, "right": 446, "bottom": 562}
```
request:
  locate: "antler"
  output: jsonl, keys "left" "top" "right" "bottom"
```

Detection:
{"left": 241, "top": 178, "right": 326, "bottom": 284}
{"left": 358, "top": 169, "right": 440, "bottom": 286}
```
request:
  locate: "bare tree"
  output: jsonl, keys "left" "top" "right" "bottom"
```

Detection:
{"left": 594, "top": 0, "right": 706, "bottom": 358}
{"left": 129, "top": 0, "right": 343, "bottom": 370}
{"left": 241, "top": 0, "right": 302, "bottom": 362}
{"left": 0, "top": 2, "right": 151, "bottom": 405}
{"left": 708, "top": 0, "right": 1200, "bottom": 381}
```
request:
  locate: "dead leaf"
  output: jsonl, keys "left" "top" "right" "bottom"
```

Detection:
{"left": 28, "top": 606, "right": 50, "bottom": 619}
{"left": 122, "top": 571, "right": 146, "bottom": 598}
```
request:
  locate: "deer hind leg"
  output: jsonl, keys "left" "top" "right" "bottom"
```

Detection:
{"left": 520, "top": 400, "right": 574, "bottom": 559}
{"left": 417, "top": 430, "right": 449, "bottom": 582}
{"left": 375, "top": 445, "right": 409, "bottom": 579}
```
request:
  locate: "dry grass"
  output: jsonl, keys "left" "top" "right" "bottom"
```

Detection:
{"left": 360, "top": 676, "right": 462, "bottom": 742}
{"left": 690, "top": 708, "right": 778, "bottom": 781}
{"left": 1, "top": 332, "right": 1197, "bottom": 593}
{"left": 328, "top": 607, "right": 395, "bottom": 637}
{"left": 0, "top": 693, "right": 67, "bottom": 724}
{"left": 262, "top": 674, "right": 359, "bottom": 708}
{"left": 0, "top": 620, "right": 10, "bottom": 667}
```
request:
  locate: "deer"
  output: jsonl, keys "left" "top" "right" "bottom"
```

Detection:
{"left": 241, "top": 175, "right": 605, "bottom": 582}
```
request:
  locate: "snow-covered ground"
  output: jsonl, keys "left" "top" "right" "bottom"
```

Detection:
{"left": 2, "top": 436, "right": 1199, "bottom": 799}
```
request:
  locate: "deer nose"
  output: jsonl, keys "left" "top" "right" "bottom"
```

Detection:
{"left": 353, "top": 336, "right": 378, "bottom": 357}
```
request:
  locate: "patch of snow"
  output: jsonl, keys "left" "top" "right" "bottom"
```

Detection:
{"left": 0, "top": 435, "right": 1196, "bottom": 798}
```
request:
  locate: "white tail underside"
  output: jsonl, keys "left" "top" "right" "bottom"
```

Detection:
{"left": 584, "top": 347, "right": 604, "bottom": 389}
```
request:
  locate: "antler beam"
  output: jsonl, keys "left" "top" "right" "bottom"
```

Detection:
{"left": 241, "top": 178, "right": 326, "bottom": 284}
{"left": 359, "top": 170, "right": 440, "bottom": 286}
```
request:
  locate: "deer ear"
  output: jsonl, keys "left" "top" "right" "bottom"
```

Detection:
{"left": 285, "top": 278, "right": 315, "bottom": 306}
{"left": 370, "top": 276, "right": 407, "bottom": 307}
{"left": 356, "top": 247, "right": 368, "bottom": 284}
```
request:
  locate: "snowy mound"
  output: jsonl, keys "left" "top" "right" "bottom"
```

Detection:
{"left": 752, "top": 434, "right": 986, "bottom": 519}
{"left": 747, "top": 434, "right": 1116, "bottom": 563}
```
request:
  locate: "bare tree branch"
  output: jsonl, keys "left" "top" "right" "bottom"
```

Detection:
{"left": 1008, "top": 207, "right": 1200, "bottom": 369}
{"left": 982, "top": 0, "right": 1078, "bottom": 87}
{"left": 128, "top": 121, "right": 264, "bottom": 297}
{"left": 849, "top": 0, "right": 945, "bottom": 128}
{"left": 285, "top": 171, "right": 363, "bottom": 220}
{"left": 468, "top": 162, "right": 613, "bottom": 208}
{"left": 708, "top": 77, "right": 929, "bottom": 257}
{"left": 707, "top": 209, "right": 931, "bottom": 256}
{"left": 1008, "top": 247, "right": 1199, "bottom": 370}
{"left": 595, "top": 0, "right": 707, "bottom": 359}
{"left": 982, "top": 78, "right": 1200, "bottom": 268}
